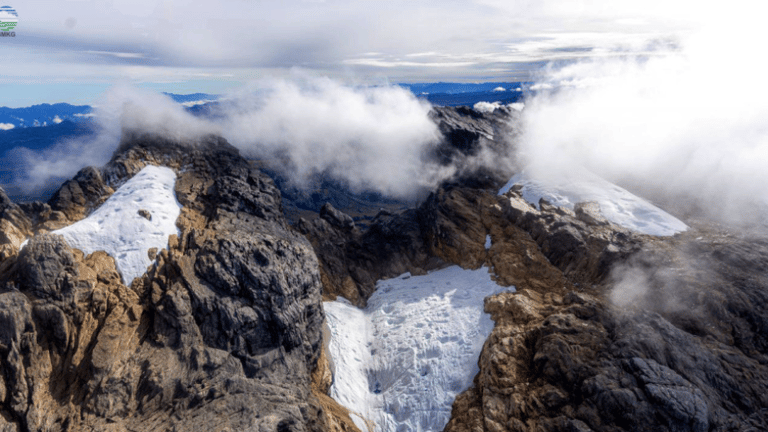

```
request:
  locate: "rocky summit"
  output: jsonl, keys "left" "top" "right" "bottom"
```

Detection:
{"left": 1, "top": 105, "right": 767, "bottom": 432}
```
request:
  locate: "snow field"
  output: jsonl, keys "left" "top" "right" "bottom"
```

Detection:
{"left": 325, "top": 266, "right": 512, "bottom": 432}
{"left": 52, "top": 165, "right": 181, "bottom": 285}
{"left": 499, "top": 168, "right": 688, "bottom": 236}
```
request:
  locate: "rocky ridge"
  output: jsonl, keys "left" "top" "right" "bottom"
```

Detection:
{"left": 300, "top": 133, "right": 768, "bottom": 431}
{"left": 0, "top": 104, "right": 766, "bottom": 432}
{"left": 0, "top": 132, "right": 329, "bottom": 431}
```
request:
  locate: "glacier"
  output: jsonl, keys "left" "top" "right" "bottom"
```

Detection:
{"left": 325, "top": 266, "right": 511, "bottom": 432}
{"left": 499, "top": 168, "right": 688, "bottom": 236}
{"left": 51, "top": 165, "right": 181, "bottom": 285}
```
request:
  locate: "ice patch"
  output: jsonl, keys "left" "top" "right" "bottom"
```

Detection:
{"left": 52, "top": 165, "right": 181, "bottom": 284}
{"left": 325, "top": 266, "right": 511, "bottom": 432}
{"left": 485, "top": 234, "right": 491, "bottom": 250}
{"left": 498, "top": 168, "right": 687, "bottom": 236}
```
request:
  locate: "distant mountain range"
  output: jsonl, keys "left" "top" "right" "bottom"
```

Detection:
{"left": 1, "top": 84, "right": 529, "bottom": 131}
{"left": 0, "top": 103, "right": 93, "bottom": 129}
{"left": 399, "top": 82, "right": 526, "bottom": 94}
{"left": 400, "top": 82, "right": 527, "bottom": 106}
{"left": 0, "top": 93, "right": 221, "bottom": 130}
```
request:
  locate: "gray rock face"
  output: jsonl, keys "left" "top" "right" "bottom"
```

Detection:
{"left": 16, "top": 234, "right": 78, "bottom": 301}
{"left": 0, "top": 133, "right": 327, "bottom": 432}
{"left": 501, "top": 188, "right": 641, "bottom": 284}
{"left": 319, "top": 203, "right": 355, "bottom": 231}
{"left": 429, "top": 105, "right": 518, "bottom": 190}
{"left": 630, "top": 357, "right": 709, "bottom": 432}
{"left": 298, "top": 203, "right": 441, "bottom": 306}
{"left": 445, "top": 190, "right": 768, "bottom": 432}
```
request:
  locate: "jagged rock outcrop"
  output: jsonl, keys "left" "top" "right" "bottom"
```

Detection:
{"left": 444, "top": 193, "right": 768, "bottom": 432}
{"left": 0, "top": 132, "right": 329, "bottom": 431}
{"left": 430, "top": 105, "right": 518, "bottom": 190}
{"left": 297, "top": 203, "right": 443, "bottom": 306}
{"left": 298, "top": 184, "right": 590, "bottom": 307}
{"left": 0, "top": 187, "right": 31, "bottom": 260}
{"left": 3, "top": 104, "right": 768, "bottom": 432}
{"left": 302, "top": 164, "right": 768, "bottom": 431}
{"left": 48, "top": 166, "right": 114, "bottom": 224}
{"left": 499, "top": 188, "right": 642, "bottom": 286}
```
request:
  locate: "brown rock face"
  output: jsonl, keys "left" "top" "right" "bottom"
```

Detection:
{"left": 48, "top": 166, "right": 114, "bottom": 223}
{"left": 0, "top": 234, "right": 142, "bottom": 431}
{"left": 303, "top": 166, "right": 768, "bottom": 432}
{"left": 0, "top": 187, "right": 32, "bottom": 260}
{"left": 443, "top": 191, "right": 768, "bottom": 432}
{"left": 0, "top": 133, "right": 328, "bottom": 432}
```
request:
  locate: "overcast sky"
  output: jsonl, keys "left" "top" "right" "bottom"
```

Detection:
{"left": 0, "top": 0, "right": 726, "bottom": 106}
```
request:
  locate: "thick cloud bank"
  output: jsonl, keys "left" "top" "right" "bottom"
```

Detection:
{"left": 517, "top": 13, "right": 768, "bottom": 227}
{"left": 13, "top": 77, "right": 452, "bottom": 200}
{"left": 220, "top": 77, "right": 444, "bottom": 198}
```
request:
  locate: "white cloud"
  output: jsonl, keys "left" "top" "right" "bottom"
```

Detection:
{"left": 342, "top": 58, "right": 478, "bottom": 69}
{"left": 220, "top": 75, "right": 448, "bottom": 198}
{"left": 12, "top": 77, "right": 462, "bottom": 200}
{"left": 12, "top": 85, "right": 218, "bottom": 192}
{"left": 473, "top": 101, "right": 501, "bottom": 113}
{"left": 52, "top": 115, "right": 62, "bottom": 124}
{"left": 2, "top": 0, "right": 722, "bottom": 93}
{"left": 0, "top": 123, "right": 14, "bottom": 130}
{"left": 85, "top": 50, "right": 146, "bottom": 59}
{"left": 179, "top": 99, "right": 216, "bottom": 107}
{"left": 517, "top": 4, "right": 768, "bottom": 226}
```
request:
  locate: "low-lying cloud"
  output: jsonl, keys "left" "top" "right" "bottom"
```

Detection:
{"left": 10, "top": 86, "right": 217, "bottom": 195}
{"left": 516, "top": 13, "right": 768, "bottom": 228}
{"left": 220, "top": 76, "right": 448, "bottom": 198}
{"left": 508, "top": 8, "right": 768, "bottom": 317}
{"left": 11, "top": 77, "right": 469, "bottom": 200}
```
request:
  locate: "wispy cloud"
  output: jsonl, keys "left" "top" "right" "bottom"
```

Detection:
{"left": 85, "top": 50, "right": 146, "bottom": 59}
{"left": 4, "top": 0, "right": 713, "bottom": 103}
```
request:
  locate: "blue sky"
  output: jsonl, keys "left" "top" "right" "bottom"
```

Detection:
{"left": 0, "top": 0, "right": 723, "bottom": 107}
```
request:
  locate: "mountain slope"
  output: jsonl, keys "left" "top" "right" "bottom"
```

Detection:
{"left": 0, "top": 105, "right": 767, "bottom": 432}
{"left": 0, "top": 133, "right": 327, "bottom": 431}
